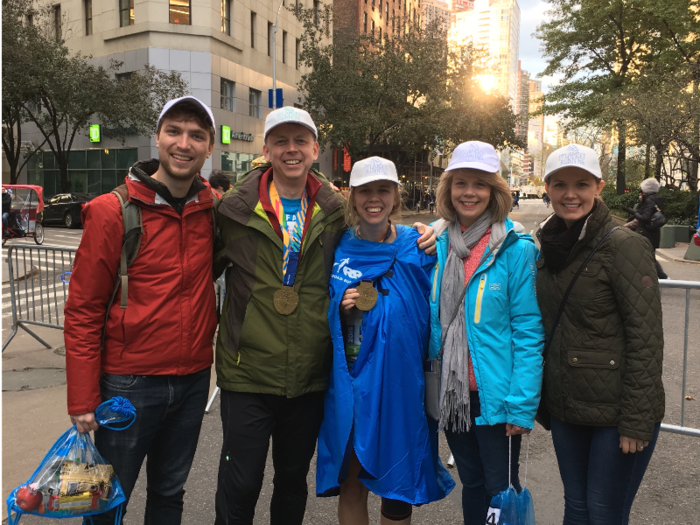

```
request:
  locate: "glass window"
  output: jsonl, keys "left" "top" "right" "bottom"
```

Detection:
{"left": 69, "top": 171, "right": 88, "bottom": 193}
{"left": 249, "top": 89, "right": 261, "bottom": 118}
{"left": 268, "top": 22, "right": 273, "bottom": 56}
{"left": 221, "top": 0, "right": 230, "bottom": 34}
{"left": 85, "top": 0, "right": 92, "bottom": 35}
{"left": 282, "top": 31, "right": 287, "bottom": 64}
{"left": 313, "top": 0, "right": 319, "bottom": 25}
{"left": 42, "top": 151, "right": 55, "bottom": 170}
{"left": 54, "top": 4, "right": 61, "bottom": 40}
{"left": 170, "top": 0, "right": 190, "bottom": 24}
{"left": 44, "top": 171, "right": 59, "bottom": 197}
{"left": 88, "top": 172, "right": 101, "bottom": 194}
{"left": 116, "top": 148, "right": 137, "bottom": 170}
{"left": 101, "top": 149, "right": 116, "bottom": 168}
{"left": 379, "top": 0, "right": 382, "bottom": 16}
{"left": 69, "top": 150, "right": 86, "bottom": 169}
{"left": 101, "top": 171, "right": 118, "bottom": 193}
{"left": 295, "top": 38, "right": 300, "bottom": 70}
{"left": 363, "top": 12, "right": 367, "bottom": 33}
{"left": 221, "top": 78, "right": 235, "bottom": 111}
{"left": 120, "top": 0, "right": 134, "bottom": 27}
{"left": 371, "top": 19, "right": 374, "bottom": 36}
{"left": 250, "top": 11, "right": 256, "bottom": 48}
{"left": 379, "top": 27, "right": 382, "bottom": 40}
{"left": 87, "top": 149, "right": 101, "bottom": 169}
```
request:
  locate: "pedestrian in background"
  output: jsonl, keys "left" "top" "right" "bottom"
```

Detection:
{"left": 537, "top": 144, "right": 665, "bottom": 525}
{"left": 316, "top": 157, "right": 454, "bottom": 525}
{"left": 65, "top": 96, "right": 219, "bottom": 524}
{"left": 209, "top": 169, "right": 232, "bottom": 196}
{"left": 429, "top": 141, "right": 544, "bottom": 525}
{"left": 624, "top": 178, "right": 668, "bottom": 279}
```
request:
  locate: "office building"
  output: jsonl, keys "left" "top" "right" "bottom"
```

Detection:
{"left": 422, "top": 0, "right": 450, "bottom": 33}
{"left": 334, "top": 0, "right": 422, "bottom": 46}
{"left": 13, "top": 0, "right": 331, "bottom": 196}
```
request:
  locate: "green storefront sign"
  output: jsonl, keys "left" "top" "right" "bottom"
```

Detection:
{"left": 89, "top": 124, "right": 101, "bottom": 143}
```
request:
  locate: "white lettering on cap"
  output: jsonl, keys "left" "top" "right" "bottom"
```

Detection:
{"left": 559, "top": 145, "right": 586, "bottom": 167}
{"left": 461, "top": 143, "right": 486, "bottom": 162}
{"left": 364, "top": 158, "right": 390, "bottom": 176}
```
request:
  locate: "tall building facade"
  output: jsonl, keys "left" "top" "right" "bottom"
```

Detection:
{"left": 13, "top": 0, "right": 332, "bottom": 195}
{"left": 422, "top": 0, "right": 450, "bottom": 33}
{"left": 449, "top": 0, "right": 520, "bottom": 104}
{"left": 527, "top": 79, "right": 546, "bottom": 180}
{"left": 334, "top": 0, "right": 423, "bottom": 45}
{"left": 516, "top": 61, "right": 529, "bottom": 143}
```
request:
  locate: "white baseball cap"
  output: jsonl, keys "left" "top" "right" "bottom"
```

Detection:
{"left": 157, "top": 96, "right": 215, "bottom": 132}
{"left": 544, "top": 144, "right": 602, "bottom": 182}
{"left": 264, "top": 106, "right": 317, "bottom": 140}
{"left": 445, "top": 141, "right": 500, "bottom": 173}
{"left": 350, "top": 157, "right": 401, "bottom": 187}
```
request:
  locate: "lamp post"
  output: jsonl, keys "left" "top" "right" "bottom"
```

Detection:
{"left": 272, "top": 0, "right": 285, "bottom": 110}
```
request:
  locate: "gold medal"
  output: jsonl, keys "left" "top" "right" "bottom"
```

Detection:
{"left": 273, "top": 285, "right": 299, "bottom": 315}
{"left": 355, "top": 281, "right": 378, "bottom": 311}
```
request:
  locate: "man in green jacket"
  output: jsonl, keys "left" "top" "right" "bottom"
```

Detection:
{"left": 213, "top": 107, "right": 434, "bottom": 524}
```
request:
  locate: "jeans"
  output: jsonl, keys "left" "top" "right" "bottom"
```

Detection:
{"left": 444, "top": 392, "right": 521, "bottom": 525}
{"left": 550, "top": 416, "right": 660, "bottom": 525}
{"left": 214, "top": 390, "right": 325, "bottom": 525}
{"left": 92, "top": 367, "right": 211, "bottom": 525}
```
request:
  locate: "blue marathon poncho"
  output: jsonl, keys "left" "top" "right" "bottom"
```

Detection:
{"left": 316, "top": 225, "right": 455, "bottom": 504}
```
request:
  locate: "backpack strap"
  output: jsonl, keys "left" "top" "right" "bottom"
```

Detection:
{"left": 101, "top": 185, "right": 143, "bottom": 350}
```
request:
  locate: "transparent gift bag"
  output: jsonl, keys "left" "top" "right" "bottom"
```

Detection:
{"left": 6, "top": 397, "right": 136, "bottom": 525}
{"left": 485, "top": 434, "right": 535, "bottom": 525}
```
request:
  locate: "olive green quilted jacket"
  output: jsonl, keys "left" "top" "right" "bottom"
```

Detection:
{"left": 536, "top": 200, "right": 664, "bottom": 441}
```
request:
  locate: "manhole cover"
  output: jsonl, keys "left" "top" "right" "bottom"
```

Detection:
{"left": 54, "top": 346, "right": 66, "bottom": 356}
{"left": 2, "top": 367, "right": 66, "bottom": 391}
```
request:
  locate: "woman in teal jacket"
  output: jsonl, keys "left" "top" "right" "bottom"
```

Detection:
{"left": 428, "top": 141, "right": 544, "bottom": 525}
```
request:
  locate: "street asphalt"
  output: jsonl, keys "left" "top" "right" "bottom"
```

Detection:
{"left": 2, "top": 201, "right": 699, "bottom": 524}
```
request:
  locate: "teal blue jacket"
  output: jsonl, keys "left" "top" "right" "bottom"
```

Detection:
{"left": 428, "top": 218, "right": 545, "bottom": 430}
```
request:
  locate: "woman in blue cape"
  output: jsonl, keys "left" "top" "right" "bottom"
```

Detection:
{"left": 316, "top": 157, "right": 454, "bottom": 524}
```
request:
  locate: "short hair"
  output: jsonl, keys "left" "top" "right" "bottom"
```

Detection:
{"left": 209, "top": 170, "right": 231, "bottom": 192}
{"left": 344, "top": 184, "right": 405, "bottom": 228}
{"left": 435, "top": 168, "right": 511, "bottom": 224}
{"left": 156, "top": 100, "right": 216, "bottom": 146}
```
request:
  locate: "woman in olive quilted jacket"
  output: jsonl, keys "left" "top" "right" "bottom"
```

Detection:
{"left": 536, "top": 144, "right": 665, "bottom": 525}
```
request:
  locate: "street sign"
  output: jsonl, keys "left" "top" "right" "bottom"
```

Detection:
{"left": 89, "top": 125, "right": 101, "bottom": 143}
{"left": 268, "top": 88, "right": 283, "bottom": 109}
{"left": 221, "top": 125, "right": 231, "bottom": 144}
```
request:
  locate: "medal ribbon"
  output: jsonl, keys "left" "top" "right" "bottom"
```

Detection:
{"left": 268, "top": 181, "right": 309, "bottom": 285}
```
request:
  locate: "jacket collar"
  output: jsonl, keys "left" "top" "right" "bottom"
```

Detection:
{"left": 127, "top": 159, "right": 211, "bottom": 212}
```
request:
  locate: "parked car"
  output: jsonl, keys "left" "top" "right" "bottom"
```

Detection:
{"left": 42, "top": 193, "right": 98, "bottom": 228}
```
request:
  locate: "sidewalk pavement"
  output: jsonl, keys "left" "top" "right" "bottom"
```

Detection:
{"left": 658, "top": 242, "right": 700, "bottom": 265}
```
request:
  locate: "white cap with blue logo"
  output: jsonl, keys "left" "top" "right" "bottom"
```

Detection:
{"left": 544, "top": 144, "right": 602, "bottom": 182}
{"left": 264, "top": 106, "right": 318, "bottom": 140}
{"left": 350, "top": 157, "right": 400, "bottom": 187}
{"left": 445, "top": 141, "right": 501, "bottom": 173}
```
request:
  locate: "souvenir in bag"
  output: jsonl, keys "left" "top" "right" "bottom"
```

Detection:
{"left": 485, "top": 435, "right": 535, "bottom": 525}
{"left": 6, "top": 397, "right": 137, "bottom": 525}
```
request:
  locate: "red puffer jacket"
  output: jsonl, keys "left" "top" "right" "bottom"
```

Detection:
{"left": 65, "top": 166, "right": 217, "bottom": 415}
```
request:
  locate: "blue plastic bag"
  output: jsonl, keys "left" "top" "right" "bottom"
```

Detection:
{"left": 6, "top": 397, "right": 136, "bottom": 524}
{"left": 485, "top": 435, "right": 536, "bottom": 525}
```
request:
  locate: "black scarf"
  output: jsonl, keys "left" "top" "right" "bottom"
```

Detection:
{"left": 540, "top": 202, "right": 597, "bottom": 273}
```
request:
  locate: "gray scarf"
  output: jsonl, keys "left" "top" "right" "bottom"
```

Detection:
{"left": 438, "top": 210, "right": 493, "bottom": 432}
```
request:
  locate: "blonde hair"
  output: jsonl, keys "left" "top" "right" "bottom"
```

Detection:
{"left": 435, "top": 168, "right": 511, "bottom": 224}
{"left": 344, "top": 184, "right": 405, "bottom": 228}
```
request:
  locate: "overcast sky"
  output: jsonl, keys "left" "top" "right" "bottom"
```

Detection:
{"left": 517, "top": 0, "right": 558, "bottom": 92}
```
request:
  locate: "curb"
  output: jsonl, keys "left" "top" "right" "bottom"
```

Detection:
{"left": 657, "top": 246, "right": 700, "bottom": 266}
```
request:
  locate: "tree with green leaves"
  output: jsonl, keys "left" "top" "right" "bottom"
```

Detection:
{"left": 535, "top": 0, "right": 652, "bottom": 193}
{"left": 291, "top": 4, "right": 521, "bottom": 172}
{"left": 3, "top": 0, "right": 188, "bottom": 192}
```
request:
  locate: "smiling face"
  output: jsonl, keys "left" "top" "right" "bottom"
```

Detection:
{"left": 156, "top": 116, "right": 214, "bottom": 182}
{"left": 263, "top": 123, "right": 319, "bottom": 186}
{"left": 545, "top": 168, "right": 604, "bottom": 227}
{"left": 450, "top": 170, "right": 492, "bottom": 229}
{"left": 352, "top": 180, "right": 399, "bottom": 229}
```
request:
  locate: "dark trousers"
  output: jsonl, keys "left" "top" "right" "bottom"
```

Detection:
{"left": 92, "top": 368, "right": 211, "bottom": 525}
{"left": 550, "top": 417, "right": 660, "bottom": 525}
{"left": 214, "top": 390, "right": 325, "bottom": 525}
{"left": 444, "top": 392, "right": 521, "bottom": 525}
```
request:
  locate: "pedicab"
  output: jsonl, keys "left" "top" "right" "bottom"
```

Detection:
{"left": 2, "top": 185, "right": 45, "bottom": 245}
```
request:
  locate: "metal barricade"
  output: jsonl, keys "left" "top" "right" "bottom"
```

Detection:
{"left": 659, "top": 279, "right": 700, "bottom": 438}
{"left": 2, "top": 245, "right": 76, "bottom": 352}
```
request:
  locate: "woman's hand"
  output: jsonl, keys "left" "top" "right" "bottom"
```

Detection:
{"left": 413, "top": 223, "right": 437, "bottom": 254}
{"left": 619, "top": 435, "right": 649, "bottom": 454}
{"left": 505, "top": 424, "right": 530, "bottom": 436}
{"left": 341, "top": 288, "right": 360, "bottom": 311}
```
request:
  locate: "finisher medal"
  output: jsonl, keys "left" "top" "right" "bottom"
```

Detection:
{"left": 274, "top": 285, "right": 299, "bottom": 315}
{"left": 355, "top": 280, "right": 378, "bottom": 311}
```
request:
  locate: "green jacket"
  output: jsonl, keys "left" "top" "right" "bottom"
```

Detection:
{"left": 214, "top": 165, "right": 345, "bottom": 397}
{"left": 536, "top": 200, "right": 665, "bottom": 441}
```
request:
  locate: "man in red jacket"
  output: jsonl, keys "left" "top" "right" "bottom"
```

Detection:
{"left": 64, "top": 96, "right": 217, "bottom": 524}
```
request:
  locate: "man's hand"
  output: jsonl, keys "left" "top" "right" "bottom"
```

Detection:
{"left": 413, "top": 222, "right": 437, "bottom": 254}
{"left": 619, "top": 434, "right": 649, "bottom": 454}
{"left": 505, "top": 423, "right": 530, "bottom": 436}
{"left": 341, "top": 288, "right": 359, "bottom": 311}
{"left": 71, "top": 412, "right": 99, "bottom": 433}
